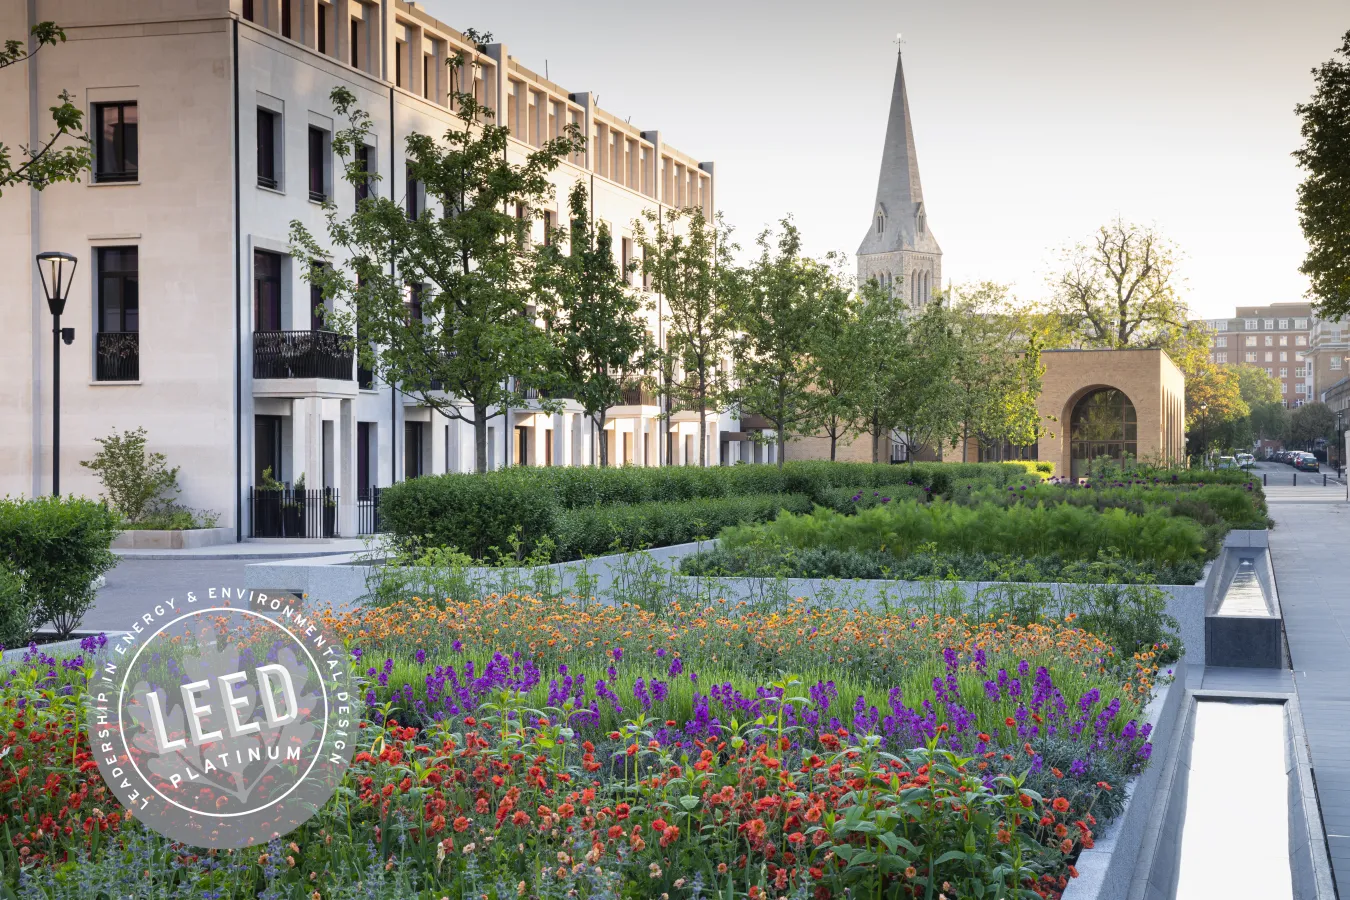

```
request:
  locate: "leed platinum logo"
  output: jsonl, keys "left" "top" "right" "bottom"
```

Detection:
{"left": 89, "top": 589, "right": 355, "bottom": 848}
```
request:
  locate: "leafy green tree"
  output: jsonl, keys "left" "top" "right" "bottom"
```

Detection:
{"left": 1234, "top": 364, "right": 1283, "bottom": 407}
{"left": 731, "top": 218, "right": 848, "bottom": 468}
{"left": 1290, "top": 401, "right": 1337, "bottom": 449}
{"left": 0, "top": 23, "right": 90, "bottom": 196}
{"left": 535, "top": 181, "right": 654, "bottom": 466}
{"left": 803, "top": 288, "right": 868, "bottom": 461}
{"left": 885, "top": 299, "right": 962, "bottom": 461}
{"left": 636, "top": 206, "right": 738, "bottom": 466}
{"left": 1048, "top": 219, "right": 1189, "bottom": 349}
{"left": 290, "top": 34, "right": 582, "bottom": 473}
{"left": 1294, "top": 30, "right": 1350, "bottom": 319}
{"left": 1250, "top": 401, "right": 1290, "bottom": 443}
{"left": 947, "top": 283, "right": 1046, "bottom": 461}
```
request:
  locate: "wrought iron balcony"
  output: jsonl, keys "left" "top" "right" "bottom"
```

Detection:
{"left": 621, "top": 384, "right": 658, "bottom": 406}
{"left": 253, "top": 330, "right": 353, "bottom": 380}
{"left": 96, "top": 331, "right": 139, "bottom": 382}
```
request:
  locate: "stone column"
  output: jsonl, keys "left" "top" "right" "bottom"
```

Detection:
{"left": 339, "top": 398, "right": 356, "bottom": 537}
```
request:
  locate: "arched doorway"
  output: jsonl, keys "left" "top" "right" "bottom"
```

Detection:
{"left": 1068, "top": 387, "right": 1137, "bottom": 478}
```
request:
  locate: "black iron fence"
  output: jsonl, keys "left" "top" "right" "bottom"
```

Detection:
{"left": 253, "top": 330, "right": 353, "bottom": 380}
{"left": 356, "top": 487, "right": 382, "bottom": 535}
{"left": 96, "top": 331, "right": 139, "bottom": 381}
{"left": 250, "top": 487, "right": 339, "bottom": 538}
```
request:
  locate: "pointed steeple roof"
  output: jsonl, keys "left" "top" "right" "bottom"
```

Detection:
{"left": 858, "top": 49, "right": 940, "bottom": 257}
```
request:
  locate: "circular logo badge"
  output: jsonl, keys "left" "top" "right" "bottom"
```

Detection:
{"left": 88, "top": 589, "right": 356, "bottom": 848}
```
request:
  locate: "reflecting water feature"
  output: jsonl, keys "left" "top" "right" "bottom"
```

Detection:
{"left": 1176, "top": 702, "right": 1290, "bottom": 899}
{"left": 1218, "top": 557, "right": 1272, "bottom": 617}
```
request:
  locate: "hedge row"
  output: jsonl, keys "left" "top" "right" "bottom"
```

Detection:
{"left": 379, "top": 461, "right": 1036, "bottom": 558}
{"left": 553, "top": 493, "right": 814, "bottom": 560}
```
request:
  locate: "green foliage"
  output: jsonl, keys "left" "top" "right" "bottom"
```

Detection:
{"left": 0, "top": 564, "right": 28, "bottom": 650}
{"left": 730, "top": 217, "right": 850, "bottom": 466}
{"left": 1289, "top": 401, "right": 1337, "bottom": 447}
{"left": 717, "top": 499, "right": 1209, "bottom": 565}
{"left": 291, "top": 47, "right": 584, "bottom": 473}
{"left": 1294, "top": 29, "right": 1350, "bottom": 319}
{"left": 636, "top": 205, "right": 739, "bottom": 467}
{"left": 379, "top": 460, "right": 1033, "bottom": 559}
{"left": 0, "top": 496, "right": 119, "bottom": 639}
{"left": 534, "top": 181, "right": 654, "bottom": 466}
{"left": 0, "top": 23, "right": 91, "bottom": 197}
{"left": 79, "top": 426, "right": 179, "bottom": 523}
{"left": 554, "top": 492, "right": 813, "bottom": 559}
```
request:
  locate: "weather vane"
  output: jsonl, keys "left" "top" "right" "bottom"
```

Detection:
{"left": 894, "top": 32, "right": 905, "bottom": 51}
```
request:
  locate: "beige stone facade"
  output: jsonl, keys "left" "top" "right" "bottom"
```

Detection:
{"left": 1038, "top": 349, "right": 1187, "bottom": 478}
{"left": 1, "top": 0, "right": 735, "bottom": 539}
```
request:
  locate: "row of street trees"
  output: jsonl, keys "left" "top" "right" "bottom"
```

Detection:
{"left": 291, "top": 49, "right": 1050, "bottom": 473}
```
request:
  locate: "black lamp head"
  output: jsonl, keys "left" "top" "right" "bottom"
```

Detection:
{"left": 35, "top": 251, "right": 78, "bottom": 317}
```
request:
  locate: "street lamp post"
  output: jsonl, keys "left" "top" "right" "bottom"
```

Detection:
{"left": 1337, "top": 410, "right": 1345, "bottom": 478}
{"left": 35, "top": 251, "right": 78, "bottom": 497}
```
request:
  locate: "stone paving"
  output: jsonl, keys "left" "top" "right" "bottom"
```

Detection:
{"left": 1262, "top": 461, "right": 1350, "bottom": 895}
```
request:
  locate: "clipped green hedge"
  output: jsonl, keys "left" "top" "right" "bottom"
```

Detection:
{"left": 0, "top": 496, "right": 120, "bottom": 641}
{"left": 379, "top": 461, "right": 1033, "bottom": 558}
{"left": 554, "top": 493, "right": 814, "bottom": 560}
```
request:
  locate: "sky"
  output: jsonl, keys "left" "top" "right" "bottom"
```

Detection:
{"left": 422, "top": 0, "right": 1345, "bottom": 318}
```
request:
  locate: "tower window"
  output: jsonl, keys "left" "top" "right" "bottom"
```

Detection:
{"left": 875, "top": 210, "right": 884, "bottom": 234}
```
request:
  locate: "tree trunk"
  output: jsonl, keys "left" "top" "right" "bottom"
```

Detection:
{"left": 473, "top": 404, "right": 488, "bottom": 474}
{"left": 871, "top": 411, "right": 881, "bottom": 464}
{"left": 829, "top": 428, "right": 837, "bottom": 462}
{"left": 962, "top": 425, "right": 968, "bottom": 463}
{"left": 776, "top": 395, "right": 787, "bottom": 470}
{"left": 698, "top": 385, "right": 707, "bottom": 467}
{"left": 596, "top": 411, "right": 609, "bottom": 467}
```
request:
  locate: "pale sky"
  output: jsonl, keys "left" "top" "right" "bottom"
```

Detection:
{"left": 423, "top": 0, "right": 1345, "bottom": 318}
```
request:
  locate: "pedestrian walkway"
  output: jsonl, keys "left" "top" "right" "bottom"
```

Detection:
{"left": 1267, "top": 488, "right": 1350, "bottom": 895}
{"left": 113, "top": 536, "right": 375, "bottom": 560}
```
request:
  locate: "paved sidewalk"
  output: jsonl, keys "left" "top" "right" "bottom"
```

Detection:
{"left": 113, "top": 537, "right": 374, "bottom": 560}
{"left": 1267, "top": 486, "right": 1350, "bottom": 895}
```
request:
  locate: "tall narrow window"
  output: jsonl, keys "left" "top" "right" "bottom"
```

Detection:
{"left": 308, "top": 127, "right": 327, "bottom": 202}
{"left": 622, "top": 237, "right": 633, "bottom": 283}
{"left": 543, "top": 210, "right": 555, "bottom": 246}
{"left": 254, "top": 250, "right": 283, "bottom": 332}
{"left": 281, "top": 0, "right": 291, "bottom": 37}
{"left": 355, "top": 144, "right": 372, "bottom": 204}
{"left": 395, "top": 42, "right": 404, "bottom": 88}
{"left": 94, "top": 102, "right": 138, "bottom": 183}
{"left": 404, "top": 422, "right": 424, "bottom": 479}
{"left": 243, "top": 0, "right": 254, "bottom": 21}
{"left": 95, "top": 247, "right": 139, "bottom": 382}
{"left": 317, "top": 4, "right": 327, "bottom": 53}
{"left": 405, "top": 163, "right": 420, "bottom": 219}
{"left": 406, "top": 283, "right": 423, "bottom": 323}
{"left": 256, "top": 108, "right": 278, "bottom": 189}
{"left": 423, "top": 55, "right": 430, "bottom": 99}
{"left": 310, "top": 263, "right": 327, "bottom": 331}
{"left": 357, "top": 422, "right": 372, "bottom": 495}
{"left": 350, "top": 19, "right": 359, "bottom": 68}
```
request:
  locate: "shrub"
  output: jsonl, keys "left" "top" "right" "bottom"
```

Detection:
{"left": 820, "top": 483, "right": 927, "bottom": 512}
{"left": 718, "top": 499, "right": 1209, "bottom": 565}
{"left": 380, "top": 461, "right": 1031, "bottom": 557}
{"left": 78, "top": 426, "right": 178, "bottom": 523}
{"left": 0, "top": 496, "right": 119, "bottom": 639}
{"left": 553, "top": 492, "right": 813, "bottom": 559}
{"left": 0, "top": 565, "right": 27, "bottom": 650}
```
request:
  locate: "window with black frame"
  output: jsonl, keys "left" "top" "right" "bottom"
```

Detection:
{"left": 1069, "top": 388, "right": 1137, "bottom": 478}
{"left": 254, "top": 250, "right": 283, "bottom": 332}
{"left": 95, "top": 247, "right": 139, "bottom": 381}
{"left": 257, "top": 108, "right": 278, "bottom": 189}
{"left": 94, "top": 102, "right": 138, "bottom": 183}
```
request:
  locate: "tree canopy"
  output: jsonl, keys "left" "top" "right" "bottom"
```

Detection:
{"left": 0, "top": 23, "right": 90, "bottom": 197}
{"left": 1294, "top": 29, "right": 1350, "bottom": 320}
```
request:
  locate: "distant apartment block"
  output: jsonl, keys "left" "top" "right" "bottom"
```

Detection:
{"left": 1200, "top": 302, "right": 1313, "bottom": 406}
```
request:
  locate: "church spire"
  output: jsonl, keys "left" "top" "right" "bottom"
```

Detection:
{"left": 857, "top": 47, "right": 938, "bottom": 259}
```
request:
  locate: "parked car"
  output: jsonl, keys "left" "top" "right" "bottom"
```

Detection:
{"left": 1236, "top": 453, "right": 1255, "bottom": 468}
{"left": 1216, "top": 456, "right": 1238, "bottom": 470}
{"left": 1295, "top": 453, "right": 1320, "bottom": 472}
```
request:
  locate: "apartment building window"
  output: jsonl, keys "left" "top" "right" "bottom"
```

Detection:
{"left": 1280, "top": 367, "right": 1288, "bottom": 378}
{"left": 1278, "top": 319, "right": 1288, "bottom": 330}
{"left": 405, "top": 163, "right": 420, "bottom": 219}
{"left": 622, "top": 237, "right": 634, "bottom": 283}
{"left": 95, "top": 247, "right": 139, "bottom": 382}
{"left": 1245, "top": 352, "right": 1257, "bottom": 362}
{"left": 1245, "top": 336, "right": 1256, "bottom": 347}
{"left": 542, "top": 209, "right": 555, "bottom": 246}
{"left": 422, "top": 54, "right": 430, "bottom": 100}
{"left": 355, "top": 144, "right": 373, "bottom": 204}
{"left": 243, "top": 0, "right": 254, "bottom": 20}
{"left": 1280, "top": 336, "right": 1288, "bottom": 346}
{"left": 405, "top": 283, "right": 423, "bottom": 322}
{"left": 1298, "top": 383, "right": 1309, "bottom": 394}
{"left": 1264, "top": 335, "right": 1273, "bottom": 346}
{"left": 281, "top": 0, "right": 291, "bottom": 37}
{"left": 309, "top": 262, "right": 328, "bottom": 330}
{"left": 1296, "top": 367, "right": 1308, "bottom": 377}
{"left": 317, "top": 3, "right": 328, "bottom": 53}
{"left": 1334, "top": 357, "right": 1344, "bottom": 371}
{"left": 404, "top": 422, "right": 424, "bottom": 479}
{"left": 1216, "top": 352, "right": 1227, "bottom": 363}
{"left": 1265, "top": 352, "right": 1273, "bottom": 362}
{"left": 1266, "top": 368, "right": 1273, "bottom": 376}
{"left": 254, "top": 250, "right": 283, "bottom": 332}
{"left": 1245, "top": 319, "right": 1257, "bottom": 330}
{"left": 1280, "top": 352, "right": 1288, "bottom": 362}
{"left": 395, "top": 41, "right": 404, "bottom": 88}
{"left": 1264, "top": 319, "right": 1273, "bottom": 330}
{"left": 257, "top": 108, "right": 279, "bottom": 189}
{"left": 350, "top": 18, "right": 360, "bottom": 69}
{"left": 308, "top": 127, "right": 328, "bottom": 202}
{"left": 1216, "top": 336, "right": 1227, "bottom": 347}
{"left": 1297, "top": 335, "right": 1308, "bottom": 346}
{"left": 1282, "top": 382, "right": 1289, "bottom": 394}
{"left": 1214, "top": 321, "right": 1228, "bottom": 331}
{"left": 94, "top": 102, "right": 138, "bottom": 183}
{"left": 1296, "top": 318, "right": 1308, "bottom": 329}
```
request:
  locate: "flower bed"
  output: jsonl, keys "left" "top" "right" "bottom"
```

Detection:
{"left": 0, "top": 589, "right": 1171, "bottom": 899}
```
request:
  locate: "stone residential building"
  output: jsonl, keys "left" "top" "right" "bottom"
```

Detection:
{"left": 1201, "top": 302, "right": 1313, "bottom": 407}
{"left": 0, "top": 0, "right": 735, "bottom": 541}
{"left": 1305, "top": 318, "right": 1350, "bottom": 405}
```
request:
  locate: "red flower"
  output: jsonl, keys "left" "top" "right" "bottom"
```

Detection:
{"left": 1052, "top": 797, "right": 1070, "bottom": 813}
